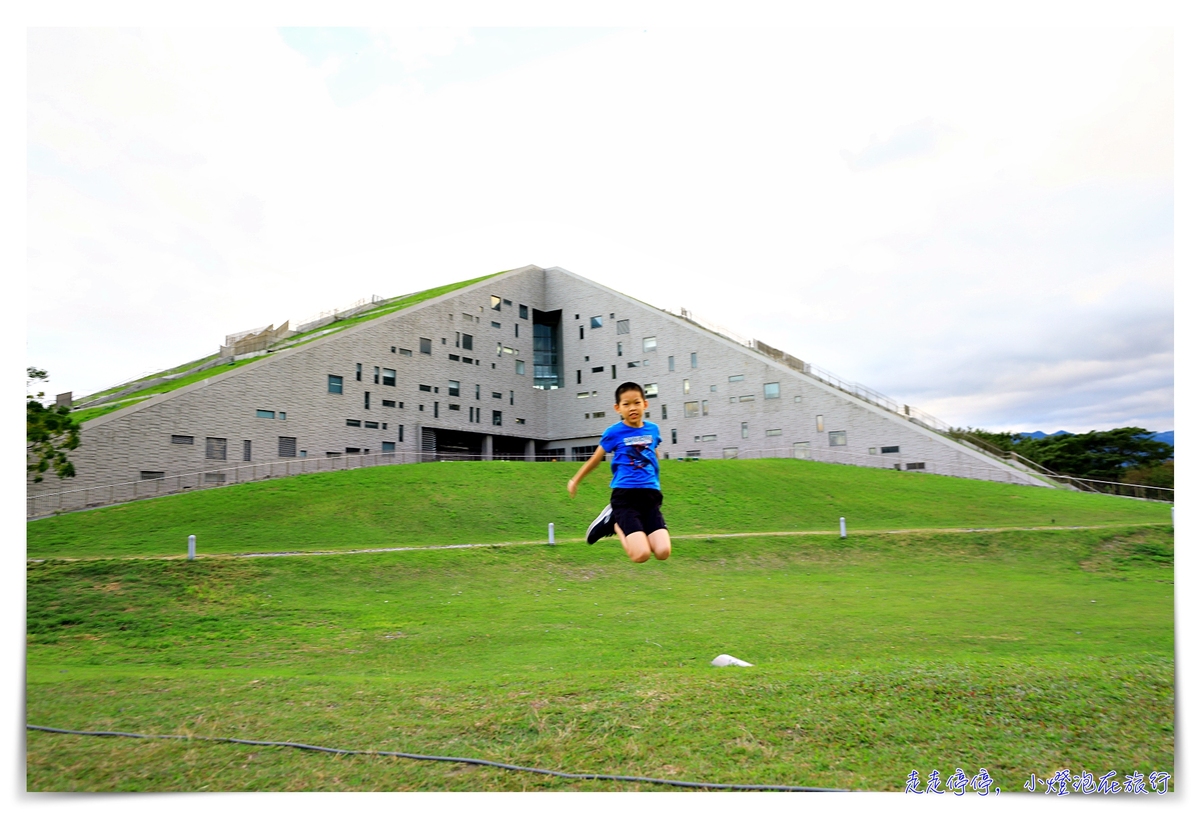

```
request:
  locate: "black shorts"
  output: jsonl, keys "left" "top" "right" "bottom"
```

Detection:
{"left": 610, "top": 488, "right": 667, "bottom": 537}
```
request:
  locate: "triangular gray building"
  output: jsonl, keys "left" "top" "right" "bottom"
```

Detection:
{"left": 30, "top": 265, "right": 1047, "bottom": 515}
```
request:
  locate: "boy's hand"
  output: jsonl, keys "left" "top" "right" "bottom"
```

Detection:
{"left": 567, "top": 478, "right": 577, "bottom": 498}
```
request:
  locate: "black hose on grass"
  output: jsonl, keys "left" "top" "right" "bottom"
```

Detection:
{"left": 27, "top": 723, "right": 845, "bottom": 792}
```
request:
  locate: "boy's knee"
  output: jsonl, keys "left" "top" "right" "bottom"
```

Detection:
{"left": 630, "top": 551, "right": 651, "bottom": 563}
{"left": 654, "top": 547, "right": 671, "bottom": 560}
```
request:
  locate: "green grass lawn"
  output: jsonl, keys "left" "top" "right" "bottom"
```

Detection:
{"left": 27, "top": 459, "right": 1172, "bottom": 560}
{"left": 26, "top": 521, "right": 1173, "bottom": 791}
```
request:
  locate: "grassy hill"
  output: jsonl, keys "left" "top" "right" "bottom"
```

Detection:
{"left": 27, "top": 459, "right": 1171, "bottom": 560}
{"left": 25, "top": 459, "right": 1173, "bottom": 791}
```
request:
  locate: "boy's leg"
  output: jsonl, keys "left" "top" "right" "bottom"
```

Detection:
{"left": 647, "top": 528, "right": 671, "bottom": 560}
{"left": 613, "top": 523, "right": 652, "bottom": 563}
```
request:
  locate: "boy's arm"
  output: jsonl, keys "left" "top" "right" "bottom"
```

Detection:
{"left": 567, "top": 446, "right": 607, "bottom": 498}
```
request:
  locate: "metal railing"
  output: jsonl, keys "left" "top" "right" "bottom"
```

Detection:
{"left": 27, "top": 451, "right": 571, "bottom": 518}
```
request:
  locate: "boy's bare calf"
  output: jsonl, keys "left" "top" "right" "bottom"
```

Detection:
{"left": 614, "top": 523, "right": 671, "bottom": 563}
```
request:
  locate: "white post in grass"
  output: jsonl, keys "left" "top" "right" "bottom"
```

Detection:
{"left": 548, "top": 523, "right": 555, "bottom": 545}
{"left": 187, "top": 534, "right": 196, "bottom": 560}
{"left": 839, "top": 517, "right": 847, "bottom": 539}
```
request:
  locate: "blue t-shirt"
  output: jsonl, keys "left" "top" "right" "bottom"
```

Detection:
{"left": 599, "top": 420, "right": 661, "bottom": 489}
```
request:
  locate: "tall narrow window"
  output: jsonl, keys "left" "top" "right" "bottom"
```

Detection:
{"left": 617, "top": 342, "right": 623, "bottom": 357}
{"left": 476, "top": 384, "right": 481, "bottom": 400}
{"left": 701, "top": 400, "right": 709, "bottom": 416}
{"left": 243, "top": 440, "right": 252, "bottom": 461}
{"left": 462, "top": 334, "right": 473, "bottom": 350}
{"left": 356, "top": 363, "right": 363, "bottom": 381}
{"left": 662, "top": 405, "right": 668, "bottom": 420}
{"left": 683, "top": 379, "right": 690, "bottom": 394}
{"left": 364, "top": 391, "right": 370, "bottom": 409}
{"left": 491, "top": 295, "right": 502, "bottom": 310}
{"left": 519, "top": 304, "right": 528, "bottom": 319}
{"left": 691, "top": 352, "right": 698, "bottom": 368}
{"left": 516, "top": 360, "right": 525, "bottom": 375}
{"left": 577, "top": 369, "right": 582, "bottom": 384}
{"left": 668, "top": 356, "right": 675, "bottom": 371}
{"left": 374, "top": 366, "right": 380, "bottom": 384}
{"left": 493, "top": 410, "right": 502, "bottom": 426}
{"left": 741, "top": 422, "right": 749, "bottom": 439}
{"left": 671, "top": 428, "right": 677, "bottom": 444}
{"left": 579, "top": 326, "right": 585, "bottom": 340}
{"left": 816, "top": 415, "right": 825, "bottom": 432}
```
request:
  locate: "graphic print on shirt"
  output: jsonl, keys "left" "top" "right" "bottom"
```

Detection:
{"left": 620, "top": 434, "right": 654, "bottom": 471}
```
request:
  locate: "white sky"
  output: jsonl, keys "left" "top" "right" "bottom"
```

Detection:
{"left": 24, "top": 13, "right": 1176, "bottom": 438}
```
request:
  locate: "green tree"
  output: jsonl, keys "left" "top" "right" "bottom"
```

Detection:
{"left": 27, "top": 367, "right": 80, "bottom": 483}
{"left": 1011, "top": 427, "right": 1172, "bottom": 483}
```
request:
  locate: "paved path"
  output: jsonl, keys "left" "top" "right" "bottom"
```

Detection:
{"left": 26, "top": 522, "right": 1169, "bottom": 563}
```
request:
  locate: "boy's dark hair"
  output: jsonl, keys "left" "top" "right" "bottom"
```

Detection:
{"left": 615, "top": 381, "right": 646, "bottom": 403}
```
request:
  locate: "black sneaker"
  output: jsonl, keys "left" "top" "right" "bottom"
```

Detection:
{"left": 586, "top": 504, "right": 615, "bottom": 544}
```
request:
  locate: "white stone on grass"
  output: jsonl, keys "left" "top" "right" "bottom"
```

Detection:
{"left": 711, "top": 654, "right": 753, "bottom": 667}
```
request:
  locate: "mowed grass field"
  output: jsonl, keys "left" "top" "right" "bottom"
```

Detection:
{"left": 28, "top": 458, "right": 1171, "bottom": 559}
{"left": 26, "top": 460, "right": 1174, "bottom": 792}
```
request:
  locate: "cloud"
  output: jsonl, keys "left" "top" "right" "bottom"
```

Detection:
{"left": 841, "top": 118, "right": 957, "bottom": 171}
{"left": 25, "top": 27, "right": 1173, "bottom": 434}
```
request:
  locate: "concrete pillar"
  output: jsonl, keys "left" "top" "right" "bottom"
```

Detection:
{"left": 525, "top": 439, "right": 536, "bottom": 462}
{"left": 482, "top": 435, "right": 493, "bottom": 461}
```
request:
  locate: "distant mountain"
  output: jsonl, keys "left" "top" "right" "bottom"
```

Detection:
{"left": 1151, "top": 430, "right": 1174, "bottom": 448}
{"left": 1015, "top": 429, "right": 1173, "bottom": 450}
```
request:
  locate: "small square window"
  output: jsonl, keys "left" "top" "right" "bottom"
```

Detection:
{"left": 617, "top": 319, "right": 630, "bottom": 335}
{"left": 419, "top": 338, "right": 432, "bottom": 355}
{"left": 328, "top": 375, "right": 343, "bottom": 394}
{"left": 764, "top": 382, "right": 780, "bottom": 399}
{"left": 519, "top": 304, "right": 529, "bottom": 319}
{"left": 684, "top": 401, "right": 699, "bottom": 418}
{"left": 491, "top": 295, "right": 502, "bottom": 310}
{"left": 448, "top": 380, "right": 460, "bottom": 397}
{"left": 504, "top": 299, "right": 512, "bottom": 307}
{"left": 644, "top": 383, "right": 659, "bottom": 397}
{"left": 590, "top": 315, "right": 603, "bottom": 328}
{"left": 205, "top": 437, "right": 227, "bottom": 460}
{"left": 383, "top": 368, "right": 396, "bottom": 386}
{"left": 643, "top": 336, "right": 657, "bottom": 352}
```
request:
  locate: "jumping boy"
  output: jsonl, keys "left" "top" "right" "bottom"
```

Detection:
{"left": 567, "top": 382, "right": 671, "bottom": 563}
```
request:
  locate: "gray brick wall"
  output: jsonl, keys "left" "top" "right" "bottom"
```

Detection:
{"left": 32, "top": 264, "right": 1045, "bottom": 510}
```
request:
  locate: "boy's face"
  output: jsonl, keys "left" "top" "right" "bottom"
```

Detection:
{"left": 615, "top": 390, "right": 648, "bottom": 426}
